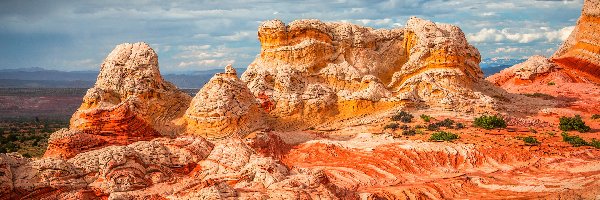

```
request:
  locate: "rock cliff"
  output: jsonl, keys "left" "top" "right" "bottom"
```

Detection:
{"left": 184, "top": 64, "right": 265, "bottom": 138}
{"left": 44, "top": 42, "right": 191, "bottom": 158}
{"left": 242, "top": 17, "right": 491, "bottom": 129}
{"left": 552, "top": 0, "right": 600, "bottom": 79}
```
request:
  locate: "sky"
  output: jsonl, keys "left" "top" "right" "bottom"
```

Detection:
{"left": 0, "top": 0, "right": 584, "bottom": 73}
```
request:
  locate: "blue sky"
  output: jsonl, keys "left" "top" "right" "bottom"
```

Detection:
{"left": 0, "top": 0, "right": 583, "bottom": 73}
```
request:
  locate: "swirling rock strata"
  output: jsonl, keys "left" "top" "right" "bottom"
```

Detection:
{"left": 45, "top": 42, "right": 191, "bottom": 158}
{"left": 552, "top": 0, "right": 600, "bottom": 79}
{"left": 184, "top": 65, "right": 265, "bottom": 138}
{"left": 242, "top": 17, "right": 489, "bottom": 128}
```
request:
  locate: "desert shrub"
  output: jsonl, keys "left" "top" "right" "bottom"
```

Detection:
{"left": 529, "top": 127, "right": 537, "bottom": 133}
{"left": 420, "top": 114, "right": 432, "bottom": 122}
{"left": 414, "top": 125, "right": 425, "bottom": 129}
{"left": 403, "top": 129, "right": 417, "bottom": 136}
{"left": 592, "top": 114, "right": 600, "bottom": 120}
{"left": 559, "top": 115, "right": 590, "bottom": 133}
{"left": 524, "top": 93, "right": 554, "bottom": 100}
{"left": 400, "top": 124, "right": 410, "bottom": 130}
{"left": 22, "top": 153, "right": 31, "bottom": 158}
{"left": 547, "top": 131, "right": 556, "bottom": 136}
{"left": 590, "top": 139, "right": 600, "bottom": 149}
{"left": 455, "top": 123, "right": 465, "bottom": 129}
{"left": 561, "top": 132, "right": 588, "bottom": 147}
{"left": 547, "top": 82, "right": 555, "bottom": 86}
{"left": 521, "top": 136, "right": 540, "bottom": 146}
{"left": 384, "top": 123, "right": 399, "bottom": 130}
{"left": 438, "top": 118, "right": 455, "bottom": 128}
{"left": 427, "top": 123, "right": 440, "bottom": 131}
{"left": 430, "top": 131, "right": 459, "bottom": 141}
{"left": 473, "top": 115, "right": 506, "bottom": 130}
{"left": 392, "top": 111, "right": 413, "bottom": 123}
{"left": 7, "top": 134, "right": 17, "bottom": 142}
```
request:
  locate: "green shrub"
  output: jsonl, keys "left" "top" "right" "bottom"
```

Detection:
{"left": 528, "top": 127, "right": 537, "bottom": 133}
{"left": 473, "top": 115, "right": 506, "bottom": 130}
{"left": 592, "top": 114, "right": 600, "bottom": 120}
{"left": 559, "top": 115, "right": 590, "bottom": 133}
{"left": 547, "top": 82, "right": 555, "bottom": 86}
{"left": 521, "top": 136, "right": 540, "bottom": 146}
{"left": 420, "top": 114, "right": 432, "bottom": 122}
{"left": 392, "top": 111, "right": 413, "bottom": 123}
{"left": 403, "top": 129, "right": 417, "bottom": 136}
{"left": 590, "top": 139, "right": 600, "bottom": 149}
{"left": 438, "top": 118, "right": 455, "bottom": 128}
{"left": 430, "top": 131, "right": 459, "bottom": 141}
{"left": 561, "top": 132, "right": 588, "bottom": 147}
{"left": 400, "top": 124, "right": 410, "bottom": 130}
{"left": 384, "top": 123, "right": 399, "bottom": 130}
{"left": 455, "top": 123, "right": 465, "bottom": 129}
{"left": 414, "top": 125, "right": 425, "bottom": 129}
{"left": 524, "top": 93, "right": 554, "bottom": 100}
{"left": 427, "top": 123, "right": 440, "bottom": 131}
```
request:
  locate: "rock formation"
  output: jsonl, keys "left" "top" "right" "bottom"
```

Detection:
{"left": 552, "top": 0, "right": 600, "bottom": 79}
{"left": 489, "top": 0, "right": 600, "bottom": 87}
{"left": 242, "top": 17, "right": 492, "bottom": 128}
{"left": 184, "top": 64, "right": 265, "bottom": 138}
{"left": 44, "top": 42, "right": 192, "bottom": 158}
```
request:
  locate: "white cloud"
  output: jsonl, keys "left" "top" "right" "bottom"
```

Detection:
{"left": 218, "top": 31, "right": 255, "bottom": 41}
{"left": 467, "top": 25, "right": 575, "bottom": 44}
{"left": 494, "top": 47, "right": 520, "bottom": 53}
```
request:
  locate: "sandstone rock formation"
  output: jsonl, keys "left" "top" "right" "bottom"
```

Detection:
{"left": 44, "top": 42, "right": 192, "bottom": 158}
{"left": 184, "top": 64, "right": 264, "bottom": 138}
{"left": 2, "top": 136, "right": 352, "bottom": 199}
{"left": 490, "top": 0, "right": 600, "bottom": 87}
{"left": 242, "top": 17, "right": 492, "bottom": 128}
{"left": 552, "top": 0, "right": 600, "bottom": 79}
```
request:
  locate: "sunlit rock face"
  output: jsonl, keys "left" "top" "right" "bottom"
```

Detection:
{"left": 44, "top": 42, "right": 192, "bottom": 158}
{"left": 184, "top": 65, "right": 265, "bottom": 139}
{"left": 242, "top": 17, "right": 489, "bottom": 129}
{"left": 552, "top": 0, "right": 600, "bottom": 80}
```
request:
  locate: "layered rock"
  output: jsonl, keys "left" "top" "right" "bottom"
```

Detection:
{"left": 45, "top": 42, "right": 192, "bottom": 158}
{"left": 184, "top": 65, "right": 264, "bottom": 139}
{"left": 487, "top": 55, "right": 565, "bottom": 87}
{"left": 2, "top": 136, "right": 350, "bottom": 199}
{"left": 552, "top": 0, "right": 600, "bottom": 79}
{"left": 242, "top": 17, "right": 490, "bottom": 128}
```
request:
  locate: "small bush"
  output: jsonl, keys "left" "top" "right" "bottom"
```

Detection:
{"left": 592, "top": 114, "right": 600, "bottom": 120}
{"left": 427, "top": 123, "right": 440, "bottom": 131}
{"left": 403, "top": 129, "right": 417, "bottom": 136}
{"left": 561, "top": 132, "right": 588, "bottom": 147}
{"left": 521, "top": 136, "right": 540, "bottom": 146}
{"left": 430, "top": 131, "right": 459, "bottom": 141}
{"left": 400, "top": 124, "right": 410, "bottom": 130}
{"left": 438, "top": 118, "right": 455, "bottom": 128}
{"left": 528, "top": 127, "right": 537, "bottom": 134}
{"left": 473, "top": 115, "right": 507, "bottom": 130}
{"left": 392, "top": 111, "right": 413, "bottom": 123}
{"left": 547, "top": 131, "right": 556, "bottom": 136}
{"left": 524, "top": 93, "right": 554, "bottom": 100}
{"left": 384, "top": 123, "right": 399, "bottom": 130}
{"left": 420, "top": 114, "right": 432, "bottom": 122}
{"left": 559, "top": 115, "right": 590, "bottom": 133}
{"left": 455, "top": 123, "right": 465, "bottom": 129}
{"left": 414, "top": 125, "right": 425, "bottom": 129}
{"left": 590, "top": 139, "right": 600, "bottom": 149}
{"left": 548, "top": 82, "right": 555, "bottom": 86}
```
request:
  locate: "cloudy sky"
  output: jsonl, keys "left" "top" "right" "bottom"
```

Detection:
{"left": 0, "top": 0, "right": 583, "bottom": 73}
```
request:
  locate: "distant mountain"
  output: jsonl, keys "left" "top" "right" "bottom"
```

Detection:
{"left": 0, "top": 68, "right": 246, "bottom": 89}
{"left": 480, "top": 58, "right": 526, "bottom": 77}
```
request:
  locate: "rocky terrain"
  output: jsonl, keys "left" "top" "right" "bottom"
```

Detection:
{"left": 2, "top": 1, "right": 600, "bottom": 199}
